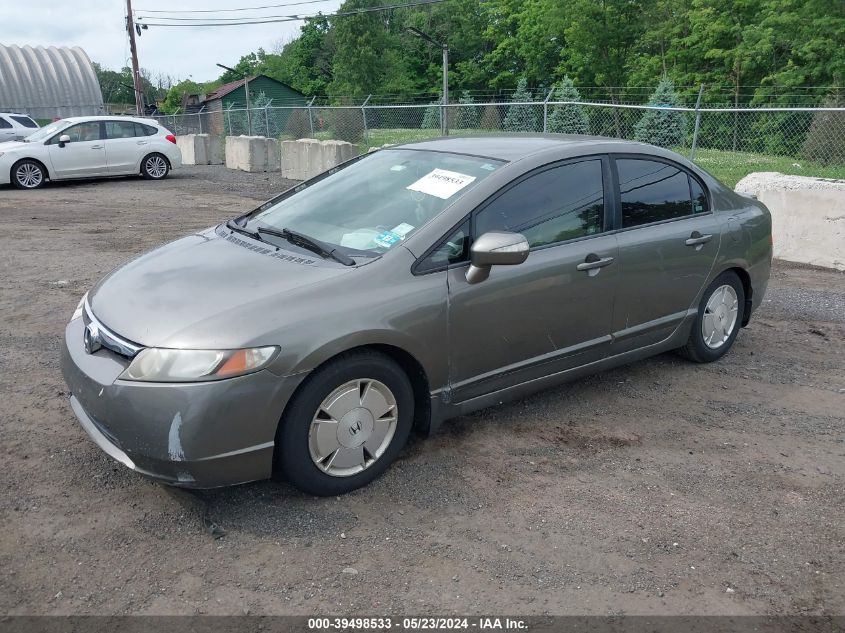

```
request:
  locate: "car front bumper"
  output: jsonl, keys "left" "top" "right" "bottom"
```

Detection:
{"left": 61, "top": 317, "right": 306, "bottom": 488}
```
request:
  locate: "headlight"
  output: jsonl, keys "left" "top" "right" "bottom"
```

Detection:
{"left": 120, "top": 346, "right": 279, "bottom": 382}
{"left": 71, "top": 293, "right": 88, "bottom": 322}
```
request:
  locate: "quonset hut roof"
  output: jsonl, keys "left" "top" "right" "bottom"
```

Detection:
{"left": 0, "top": 44, "right": 104, "bottom": 119}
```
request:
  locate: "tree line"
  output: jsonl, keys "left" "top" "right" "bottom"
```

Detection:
{"left": 172, "top": 0, "right": 843, "bottom": 108}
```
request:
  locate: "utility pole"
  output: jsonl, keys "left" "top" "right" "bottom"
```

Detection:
{"left": 217, "top": 63, "right": 251, "bottom": 134}
{"left": 406, "top": 27, "right": 449, "bottom": 136}
{"left": 126, "top": 0, "right": 144, "bottom": 115}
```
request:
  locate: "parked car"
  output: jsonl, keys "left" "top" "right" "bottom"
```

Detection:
{"left": 0, "top": 112, "right": 39, "bottom": 142}
{"left": 0, "top": 116, "right": 181, "bottom": 189}
{"left": 61, "top": 136, "right": 772, "bottom": 495}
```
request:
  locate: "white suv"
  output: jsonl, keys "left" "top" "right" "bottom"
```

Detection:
{"left": 0, "top": 113, "right": 40, "bottom": 142}
{"left": 0, "top": 115, "right": 183, "bottom": 189}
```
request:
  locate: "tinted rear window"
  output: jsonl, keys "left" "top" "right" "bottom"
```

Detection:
{"left": 11, "top": 115, "right": 38, "bottom": 128}
{"left": 617, "top": 159, "right": 694, "bottom": 228}
{"left": 138, "top": 123, "right": 157, "bottom": 136}
{"left": 0, "top": 117, "right": 11, "bottom": 129}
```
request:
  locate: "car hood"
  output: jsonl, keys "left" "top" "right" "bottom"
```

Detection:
{"left": 89, "top": 228, "right": 355, "bottom": 348}
{"left": 0, "top": 141, "right": 29, "bottom": 151}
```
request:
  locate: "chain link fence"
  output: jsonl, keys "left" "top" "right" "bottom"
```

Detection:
{"left": 150, "top": 100, "right": 845, "bottom": 169}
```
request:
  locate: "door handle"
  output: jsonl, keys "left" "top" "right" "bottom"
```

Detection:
{"left": 136, "top": 140, "right": 148, "bottom": 145}
{"left": 576, "top": 256, "right": 614, "bottom": 273}
{"left": 685, "top": 232, "right": 713, "bottom": 246}
{"left": 90, "top": 145, "right": 103, "bottom": 150}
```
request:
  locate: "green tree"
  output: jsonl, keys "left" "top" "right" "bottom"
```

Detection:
{"left": 421, "top": 98, "right": 442, "bottom": 129}
{"left": 633, "top": 77, "right": 686, "bottom": 147}
{"left": 547, "top": 76, "right": 589, "bottom": 134}
{"left": 503, "top": 77, "right": 539, "bottom": 131}
{"left": 455, "top": 90, "right": 480, "bottom": 129}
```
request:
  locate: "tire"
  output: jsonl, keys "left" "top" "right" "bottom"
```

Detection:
{"left": 141, "top": 153, "right": 170, "bottom": 180}
{"left": 276, "top": 351, "right": 414, "bottom": 496}
{"left": 11, "top": 159, "right": 46, "bottom": 189}
{"left": 679, "top": 270, "right": 745, "bottom": 363}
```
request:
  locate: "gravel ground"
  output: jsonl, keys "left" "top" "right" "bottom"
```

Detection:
{"left": 0, "top": 166, "right": 843, "bottom": 616}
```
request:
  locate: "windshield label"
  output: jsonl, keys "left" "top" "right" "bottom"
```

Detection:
{"left": 407, "top": 169, "right": 476, "bottom": 200}
{"left": 391, "top": 222, "right": 415, "bottom": 237}
{"left": 374, "top": 230, "right": 404, "bottom": 249}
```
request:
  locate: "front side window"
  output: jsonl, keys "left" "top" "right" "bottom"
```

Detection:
{"left": 416, "top": 219, "right": 471, "bottom": 272}
{"left": 11, "top": 115, "right": 37, "bottom": 128}
{"left": 618, "top": 159, "right": 696, "bottom": 228}
{"left": 105, "top": 121, "right": 138, "bottom": 139}
{"left": 475, "top": 159, "right": 604, "bottom": 248}
{"left": 49, "top": 121, "right": 102, "bottom": 144}
{"left": 25, "top": 120, "right": 70, "bottom": 142}
{"left": 250, "top": 149, "right": 502, "bottom": 256}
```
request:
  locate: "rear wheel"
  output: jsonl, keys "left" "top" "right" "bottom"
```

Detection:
{"left": 141, "top": 153, "right": 169, "bottom": 180}
{"left": 679, "top": 271, "right": 745, "bottom": 363}
{"left": 11, "top": 159, "right": 46, "bottom": 189}
{"left": 275, "top": 351, "right": 414, "bottom": 496}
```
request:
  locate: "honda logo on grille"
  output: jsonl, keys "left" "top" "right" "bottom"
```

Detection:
{"left": 83, "top": 322, "right": 102, "bottom": 354}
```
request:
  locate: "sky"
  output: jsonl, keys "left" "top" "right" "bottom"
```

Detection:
{"left": 2, "top": 0, "right": 344, "bottom": 85}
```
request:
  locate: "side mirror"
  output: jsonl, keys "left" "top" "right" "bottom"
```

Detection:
{"left": 58, "top": 134, "right": 71, "bottom": 148}
{"left": 466, "top": 231, "right": 530, "bottom": 284}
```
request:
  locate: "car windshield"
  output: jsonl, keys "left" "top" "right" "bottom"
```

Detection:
{"left": 249, "top": 149, "right": 502, "bottom": 255}
{"left": 25, "top": 120, "right": 70, "bottom": 142}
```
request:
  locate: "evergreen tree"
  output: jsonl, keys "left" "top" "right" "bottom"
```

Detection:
{"left": 547, "top": 76, "right": 589, "bottom": 134}
{"left": 633, "top": 77, "right": 686, "bottom": 147}
{"left": 503, "top": 78, "right": 539, "bottom": 132}
{"left": 421, "top": 96, "right": 442, "bottom": 130}
{"left": 456, "top": 90, "right": 481, "bottom": 129}
{"left": 802, "top": 88, "right": 845, "bottom": 166}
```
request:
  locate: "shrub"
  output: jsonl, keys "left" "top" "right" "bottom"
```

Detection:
{"left": 503, "top": 78, "right": 539, "bottom": 132}
{"left": 480, "top": 104, "right": 503, "bottom": 130}
{"left": 455, "top": 90, "right": 480, "bottom": 130}
{"left": 548, "top": 76, "right": 589, "bottom": 134}
{"left": 284, "top": 108, "right": 312, "bottom": 139}
{"left": 802, "top": 89, "right": 845, "bottom": 166}
{"left": 421, "top": 99, "right": 442, "bottom": 130}
{"left": 633, "top": 78, "right": 686, "bottom": 148}
{"left": 328, "top": 107, "right": 364, "bottom": 143}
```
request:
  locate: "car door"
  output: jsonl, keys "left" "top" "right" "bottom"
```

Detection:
{"left": 444, "top": 157, "right": 620, "bottom": 403}
{"left": 46, "top": 121, "right": 107, "bottom": 178}
{"left": 0, "top": 116, "right": 16, "bottom": 142}
{"left": 609, "top": 156, "right": 721, "bottom": 352}
{"left": 104, "top": 120, "right": 146, "bottom": 174}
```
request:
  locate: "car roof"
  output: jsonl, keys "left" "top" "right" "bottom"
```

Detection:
{"left": 56, "top": 115, "right": 160, "bottom": 125}
{"left": 393, "top": 134, "right": 659, "bottom": 162}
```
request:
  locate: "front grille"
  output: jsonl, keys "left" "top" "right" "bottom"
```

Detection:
{"left": 82, "top": 303, "right": 144, "bottom": 358}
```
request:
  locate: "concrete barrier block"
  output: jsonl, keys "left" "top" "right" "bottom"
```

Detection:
{"left": 207, "top": 136, "right": 224, "bottom": 165}
{"left": 735, "top": 172, "right": 845, "bottom": 271}
{"left": 281, "top": 139, "right": 306, "bottom": 180}
{"left": 224, "top": 136, "right": 245, "bottom": 170}
{"left": 265, "top": 138, "right": 280, "bottom": 172}
{"left": 280, "top": 139, "right": 361, "bottom": 180}
{"left": 176, "top": 134, "right": 208, "bottom": 165}
{"left": 242, "top": 136, "right": 268, "bottom": 172}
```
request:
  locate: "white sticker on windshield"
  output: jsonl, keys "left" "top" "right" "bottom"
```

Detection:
{"left": 391, "top": 222, "right": 415, "bottom": 237}
{"left": 406, "top": 169, "right": 476, "bottom": 200}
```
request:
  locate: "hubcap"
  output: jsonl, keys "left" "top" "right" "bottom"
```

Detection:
{"left": 702, "top": 284, "right": 739, "bottom": 349}
{"left": 16, "top": 163, "right": 42, "bottom": 188}
{"left": 308, "top": 379, "right": 397, "bottom": 477}
{"left": 146, "top": 156, "right": 167, "bottom": 178}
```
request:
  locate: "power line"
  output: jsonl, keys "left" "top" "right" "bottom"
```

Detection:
{"left": 137, "top": 0, "right": 336, "bottom": 14}
{"left": 135, "top": 0, "right": 450, "bottom": 26}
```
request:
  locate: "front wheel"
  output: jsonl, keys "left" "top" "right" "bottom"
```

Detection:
{"left": 275, "top": 351, "right": 414, "bottom": 496}
{"left": 141, "top": 153, "right": 170, "bottom": 180}
{"left": 679, "top": 271, "right": 745, "bottom": 363}
{"left": 11, "top": 159, "right": 46, "bottom": 189}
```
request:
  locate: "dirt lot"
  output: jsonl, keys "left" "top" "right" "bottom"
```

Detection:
{"left": 0, "top": 166, "right": 843, "bottom": 617}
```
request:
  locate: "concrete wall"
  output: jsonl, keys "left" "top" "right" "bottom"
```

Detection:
{"left": 735, "top": 172, "right": 845, "bottom": 271}
{"left": 281, "top": 139, "right": 358, "bottom": 180}
{"left": 224, "top": 135, "right": 276, "bottom": 173}
{"left": 176, "top": 134, "right": 223, "bottom": 165}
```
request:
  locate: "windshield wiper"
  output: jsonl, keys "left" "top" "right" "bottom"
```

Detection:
{"left": 258, "top": 227, "right": 355, "bottom": 266}
{"left": 226, "top": 218, "right": 263, "bottom": 241}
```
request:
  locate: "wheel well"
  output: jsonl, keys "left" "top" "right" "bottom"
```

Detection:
{"left": 726, "top": 267, "right": 753, "bottom": 326}
{"left": 11, "top": 157, "right": 51, "bottom": 181}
